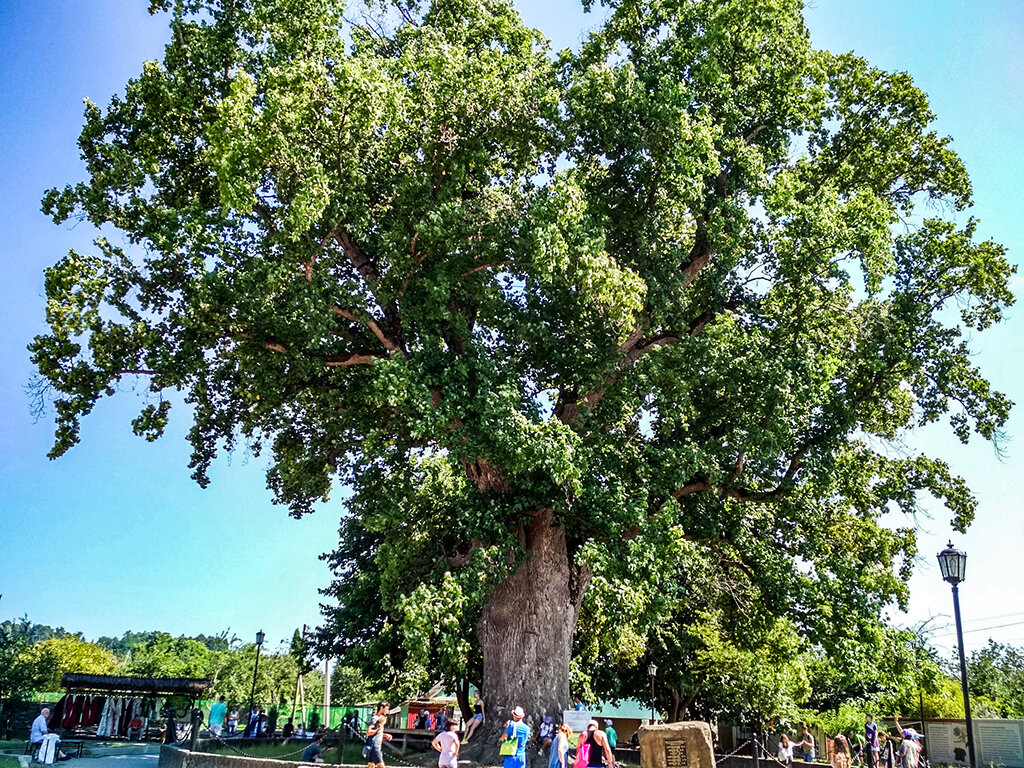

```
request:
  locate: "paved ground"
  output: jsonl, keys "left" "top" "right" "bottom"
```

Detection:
{"left": 72, "top": 754, "right": 158, "bottom": 768}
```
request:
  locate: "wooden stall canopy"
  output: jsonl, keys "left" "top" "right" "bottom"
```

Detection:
{"left": 61, "top": 673, "right": 211, "bottom": 696}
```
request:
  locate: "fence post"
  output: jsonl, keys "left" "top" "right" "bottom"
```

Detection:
{"left": 190, "top": 708, "right": 202, "bottom": 752}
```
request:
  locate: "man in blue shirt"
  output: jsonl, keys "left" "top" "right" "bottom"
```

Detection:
{"left": 502, "top": 707, "right": 531, "bottom": 768}
{"left": 209, "top": 696, "right": 227, "bottom": 738}
{"left": 30, "top": 708, "right": 50, "bottom": 746}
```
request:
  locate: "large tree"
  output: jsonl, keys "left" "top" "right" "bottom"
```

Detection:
{"left": 0, "top": 619, "right": 35, "bottom": 739}
{"left": 34, "top": 0, "right": 1013, "bottom": 733}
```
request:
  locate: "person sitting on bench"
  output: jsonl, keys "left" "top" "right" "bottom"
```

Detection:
{"left": 30, "top": 708, "right": 50, "bottom": 753}
{"left": 30, "top": 709, "right": 71, "bottom": 763}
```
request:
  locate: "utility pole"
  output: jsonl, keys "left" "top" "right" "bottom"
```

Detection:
{"left": 323, "top": 657, "right": 332, "bottom": 727}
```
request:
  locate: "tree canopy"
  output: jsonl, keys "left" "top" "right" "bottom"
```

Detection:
{"left": 35, "top": 0, "right": 1014, "bottom": 722}
{"left": 966, "top": 640, "right": 1024, "bottom": 718}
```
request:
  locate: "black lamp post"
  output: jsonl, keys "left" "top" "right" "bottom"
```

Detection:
{"left": 246, "top": 630, "right": 266, "bottom": 737}
{"left": 937, "top": 542, "right": 976, "bottom": 768}
{"left": 647, "top": 662, "right": 658, "bottom": 724}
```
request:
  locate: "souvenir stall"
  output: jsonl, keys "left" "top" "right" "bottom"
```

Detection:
{"left": 52, "top": 673, "right": 211, "bottom": 741}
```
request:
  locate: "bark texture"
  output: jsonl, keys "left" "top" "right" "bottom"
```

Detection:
{"left": 477, "top": 509, "right": 587, "bottom": 728}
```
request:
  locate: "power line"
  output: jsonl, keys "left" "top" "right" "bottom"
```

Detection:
{"left": 917, "top": 612, "right": 1024, "bottom": 634}
{"left": 961, "top": 611, "right": 1024, "bottom": 625}
{"left": 932, "top": 619, "right": 1024, "bottom": 639}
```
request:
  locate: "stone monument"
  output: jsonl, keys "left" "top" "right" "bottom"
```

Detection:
{"left": 638, "top": 721, "right": 716, "bottom": 768}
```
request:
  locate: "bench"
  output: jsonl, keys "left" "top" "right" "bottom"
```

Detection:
{"left": 61, "top": 741, "right": 84, "bottom": 758}
{"left": 23, "top": 740, "right": 84, "bottom": 760}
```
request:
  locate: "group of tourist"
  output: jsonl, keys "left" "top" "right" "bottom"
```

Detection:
{"left": 777, "top": 726, "right": 818, "bottom": 765}
{"left": 209, "top": 697, "right": 320, "bottom": 741}
{"left": 413, "top": 706, "right": 457, "bottom": 732}
{"left": 360, "top": 698, "right": 621, "bottom": 768}
{"left": 777, "top": 715, "right": 926, "bottom": 768}
{"left": 500, "top": 708, "right": 619, "bottom": 768}
{"left": 206, "top": 696, "right": 244, "bottom": 737}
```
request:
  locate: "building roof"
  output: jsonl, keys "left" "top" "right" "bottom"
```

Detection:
{"left": 61, "top": 673, "right": 211, "bottom": 696}
{"left": 588, "top": 699, "right": 651, "bottom": 720}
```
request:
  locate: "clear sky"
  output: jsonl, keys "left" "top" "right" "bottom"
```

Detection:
{"left": 1, "top": 0, "right": 1021, "bottom": 658}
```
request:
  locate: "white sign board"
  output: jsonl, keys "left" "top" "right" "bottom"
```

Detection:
{"left": 977, "top": 720, "right": 1024, "bottom": 767}
{"left": 926, "top": 720, "right": 1024, "bottom": 768}
{"left": 564, "top": 709, "right": 592, "bottom": 733}
{"left": 925, "top": 721, "right": 969, "bottom": 766}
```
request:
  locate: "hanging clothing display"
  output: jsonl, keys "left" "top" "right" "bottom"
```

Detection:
{"left": 52, "top": 680, "right": 200, "bottom": 743}
{"left": 93, "top": 696, "right": 108, "bottom": 726}
{"left": 72, "top": 695, "right": 86, "bottom": 727}
{"left": 62, "top": 696, "right": 76, "bottom": 729}
{"left": 48, "top": 696, "right": 67, "bottom": 729}
{"left": 117, "top": 697, "right": 128, "bottom": 737}
{"left": 79, "top": 696, "right": 92, "bottom": 728}
{"left": 97, "top": 696, "right": 118, "bottom": 738}
{"left": 96, "top": 697, "right": 107, "bottom": 738}
{"left": 141, "top": 699, "right": 159, "bottom": 720}
{"left": 82, "top": 696, "right": 105, "bottom": 728}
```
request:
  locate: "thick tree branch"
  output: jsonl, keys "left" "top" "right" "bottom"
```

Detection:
{"left": 323, "top": 353, "right": 382, "bottom": 366}
{"left": 226, "top": 332, "right": 288, "bottom": 354}
{"left": 336, "top": 229, "right": 408, "bottom": 355}
{"left": 556, "top": 171, "right": 735, "bottom": 425}
{"left": 555, "top": 304, "right": 737, "bottom": 424}
{"left": 460, "top": 260, "right": 511, "bottom": 277}
{"left": 333, "top": 306, "right": 399, "bottom": 354}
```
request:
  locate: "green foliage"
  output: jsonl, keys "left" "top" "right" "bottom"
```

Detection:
{"left": 965, "top": 641, "right": 1024, "bottom": 718}
{"left": 18, "top": 637, "right": 119, "bottom": 691}
{"left": 205, "top": 641, "right": 325, "bottom": 707}
{"left": 0, "top": 620, "right": 35, "bottom": 709}
{"left": 809, "top": 702, "right": 871, "bottom": 741}
{"left": 123, "top": 633, "right": 212, "bottom": 677}
{"left": 33, "top": 0, "right": 1014, "bottom": 714}
{"left": 97, "top": 629, "right": 235, "bottom": 656}
{"left": 329, "top": 666, "right": 375, "bottom": 707}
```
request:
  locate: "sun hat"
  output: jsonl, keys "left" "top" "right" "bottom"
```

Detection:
{"left": 512, "top": 706, "right": 525, "bottom": 718}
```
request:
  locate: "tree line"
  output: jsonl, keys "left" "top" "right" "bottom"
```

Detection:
{"left": 0, "top": 618, "right": 379, "bottom": 734}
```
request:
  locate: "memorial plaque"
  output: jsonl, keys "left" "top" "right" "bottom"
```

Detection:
{"left": 665, "top": 739, "right": 689, "bottom": 768}
{"left": 639, "top": 721, "right": 713, "bottom": 768}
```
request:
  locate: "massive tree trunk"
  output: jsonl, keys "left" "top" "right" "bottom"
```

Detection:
{"left": 477, "top": 509, "right": 590, "bottom": 730}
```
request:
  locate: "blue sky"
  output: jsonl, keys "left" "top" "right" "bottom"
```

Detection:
{"left": 0, "top": 0, "right": 1021, "bottom": 657}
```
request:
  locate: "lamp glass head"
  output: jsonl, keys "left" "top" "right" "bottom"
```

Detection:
{"left": 937, "top": 541, "right": 967, "bottom": 585}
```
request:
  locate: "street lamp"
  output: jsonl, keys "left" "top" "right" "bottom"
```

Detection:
{"left": 647, "top": 662, "right": 658, "bottom": 724}
{"left": 246, "top": 630, "right": 266, "bottom": 737}
{"left": 937, "top": 542, "right": 976, "bottom": 768}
